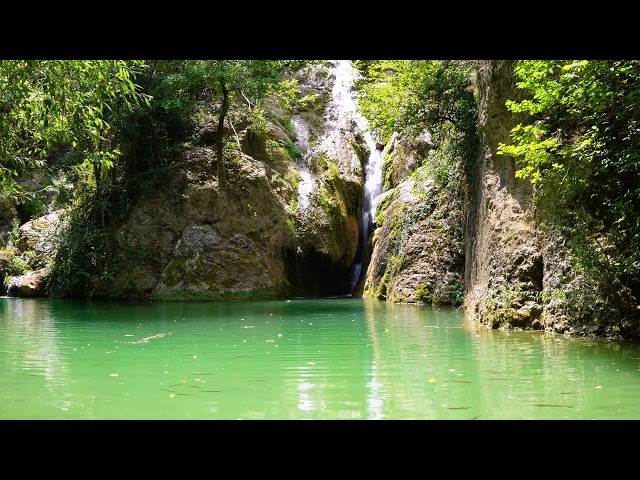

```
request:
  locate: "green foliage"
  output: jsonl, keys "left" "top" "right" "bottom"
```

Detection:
{"left": 45, "top": 190, "right": 147, "bottom": 299}
{"left": 192, "top": 60, "right": 311, "bottom": 118}
{"left": 355, "top": 60, "right": 479, "bottom": 163}
{"left": 415, "top": 283, "right": 434, "bottom": 303}
{"left": 416, "top": 279, "right": 464, "bottom": 306}
{"left": 0, "top": 219, "right": 36, "bottom": 283}
{"left": 19, "top": 187, "right": 51, "bottom": 221}
{"left": 45, "top": 196, "right": 105, "bottom": 298}
{"left": 448, "top": 279, "right": 465, "bottom": 305}
{"left": 0, "top": 60, "right": 150, "bottom": 203}
{"left": 10, "top": 255, "right": 27, "bottom": 274}
{"left": 498, "top": 60, "right": 640, "bottom": 325}
{"left": 279, "top": 138, "right": 303, "bottom": 160}
{"left": 8, "top": 218, "right": 20, "bottom": 246}
{"left": 152, "top": 60, "right": 313, "bottom": 187}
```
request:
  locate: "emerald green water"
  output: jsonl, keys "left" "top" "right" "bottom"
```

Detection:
{"left": 2, "top": 296, "right": 640, "bottom": 420}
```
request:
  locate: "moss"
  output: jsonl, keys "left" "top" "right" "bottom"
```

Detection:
{"left": 415, "top": 283, "right": 434, "bottom": 303}
{"left": 382, "top": 150, "right": 396, "bottom": 190}
{"left": 284, "top": 167, "right": 302, "bottom": 189}
{"left": 315, "top": 173, "right": 351, "bottom": 263}
{"left": 161, "top": 257, "right": 187, "bottom": 288}
{"left": 387, "top": 204, "right": 409, "bottom": 259}
{"left": 348, "top": 137, "right": 367, "bottom": 166}
{"left": 286, "top": 216, "right": 297, "bottom": 240}
{"left": 266, "top": 111, "right": 296, "bottom": 139}
{"left": 310, "top": 91, "right": 330, "bottom": 118}
{"left": 375, "top": 192, "right": 393, "bottom": 225}
{"left": 278, "top": 138, "right": 303, "bottom": 160}
{"left": 161, "top": 252, "right": 211, "bottom": 288}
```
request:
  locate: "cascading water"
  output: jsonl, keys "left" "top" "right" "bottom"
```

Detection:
{"left": 290, "top": 116, "right": 314, "bottom": 211}
{"left": 327, "top": 60, "right": 384, "bottom": 293}
{"left": 288, "top": 60, "right": 384, "bottom": 296}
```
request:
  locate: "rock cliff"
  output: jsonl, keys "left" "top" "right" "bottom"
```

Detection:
{"left": 464, "top": 60, "right": 542, "bottom": 326}
{"left": 115, "top": 60, "right": 364, "bottom": 300}
{"left": 363, "top": 132, "right": 466, "bottom": 305}
{"left": 465, "top": 60, "right": 638, "bottom": 338}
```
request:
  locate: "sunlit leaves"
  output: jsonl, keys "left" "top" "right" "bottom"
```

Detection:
{"left": 355, "top": 60, "right": 478, "bottom": 159}
{"left": 498, "top": 124, "right": 560, "bottom": 183}
{"left": 0, "top": 60, "right": 149, "bottom": 201}
{"left": 500, "top": 59, "right": 640, "bottom": 313}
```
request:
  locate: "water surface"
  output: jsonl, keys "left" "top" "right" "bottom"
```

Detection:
{"left": 1, "top": 297, "right": 639, "bottom": 420}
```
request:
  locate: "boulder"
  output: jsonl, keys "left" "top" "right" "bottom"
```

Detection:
{"left": 6, "top": 268, "right": 48, "bottom": 297}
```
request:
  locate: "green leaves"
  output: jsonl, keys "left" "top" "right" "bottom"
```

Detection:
{"left": 0, "top": 60, "right": 148, "bottom": 201}
{"left": 500, "top": 60, "right": 640, "bottom": 320}
{"left": 355, "top": 60, "right": 477, "bottom": 154}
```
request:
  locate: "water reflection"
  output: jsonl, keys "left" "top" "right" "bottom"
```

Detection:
{"left": 1, "top": 298, "right": 64, "bottom": 380}
{"left": 3, "top": 297, "right": 640, "bottom": 419}
{"left": 463, "top": 312, "right": 640, "bottom": 419}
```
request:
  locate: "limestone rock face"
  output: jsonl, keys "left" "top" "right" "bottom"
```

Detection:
{"left": 0, "top": 209, "right": 67, "bottom": 296}
{"left": 116, "top": 61, "right": 366, "bottom": 300}
{"left": 464, "top": 60, "right": 542, "bottom": 328}
{"left": 117, "top": 146, "right": 296, "bottom": 300}
{"left": 363, "top": 134, "right": 465, "bottom": 305}
{"left": 464, "top": 60, "right": 619, "bottom": 335}
{"left": 16, "top": 210, "right": 66, "bottom": 264}
{"left": 7, "top": 268, "right": 48, "bottom": 297}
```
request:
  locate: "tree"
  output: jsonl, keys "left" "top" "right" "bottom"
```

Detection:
{"left": 0, "top": 60, "right": 149, "bottom": 206}
{"left": 354, "top": 60, "right": 477, "bottom": 152}
{"left": 194, "top": 60, "right": 303, "bottom": 189}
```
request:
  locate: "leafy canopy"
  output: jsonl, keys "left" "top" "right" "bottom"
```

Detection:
{"left": 354, "top": 60, "right": 477, "bottom": 149}
{"left": 0, "top": 60, "right": 149, "bottom": 202}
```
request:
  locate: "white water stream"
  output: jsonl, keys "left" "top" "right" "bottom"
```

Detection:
{"left": 290, "top": 60, "right": 385, "bottom": 292}
{"left": 328, "top": 60, "right": 384, "bottom": 291}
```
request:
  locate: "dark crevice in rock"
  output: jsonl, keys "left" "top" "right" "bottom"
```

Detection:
{"left": 284, "top": 247, "right": 354, "bottom": 298}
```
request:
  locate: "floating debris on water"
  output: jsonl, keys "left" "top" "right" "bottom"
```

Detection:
{"left": 126, "top": 332, "right": 172, "bottom": 344}
{"left": 531, "top": 404, "right": 573, "bottom": 408}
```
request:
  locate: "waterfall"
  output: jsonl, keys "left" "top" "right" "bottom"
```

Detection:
{"left": 290, "top": 116, "right": 314, "bottom": 210}
{"left": 289, "top": 60, "right": 384, "bottom": 296}
{"left": 327, "top": 60, "right": 384, "bottom": 293}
